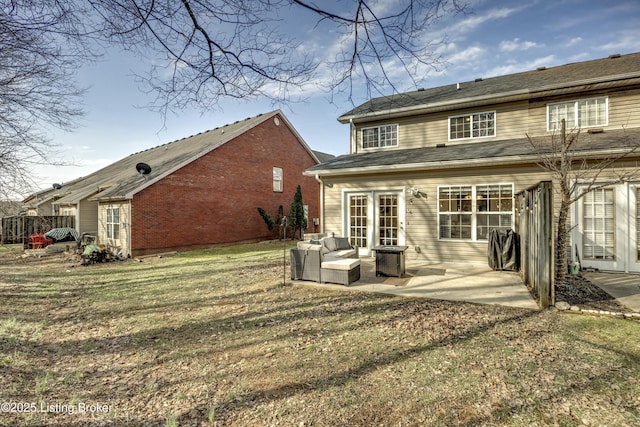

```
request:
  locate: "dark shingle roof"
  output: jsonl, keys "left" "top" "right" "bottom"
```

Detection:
{"left": 306, "top": 128, "right": 640, "bottom": 176}
{"left": 45, "top": 111, "right": 317, "bottom": 203}
{"left": 312, "top": 151, "right": 336, "bottom": 163}
{"left": 339, "top": 52, "right": 640, "bottom": 122}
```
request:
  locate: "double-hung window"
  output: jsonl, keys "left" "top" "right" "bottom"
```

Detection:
{"left": 362, "top": 124, "right": 398, "bottom": 149}
{"left": 439, "top": 184, "right": 513, "bottom": 241}
{"left": 449, "top": 111, "right": 495, "bottom": 140}
{"left": 548, "top": 97, "right": 608, "bottom": 130}
{"left": 106, "top": 207, "right": 120, "bottom": 240}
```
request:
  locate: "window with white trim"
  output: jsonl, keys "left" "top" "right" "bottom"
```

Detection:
{"left": 106, "top": 207, "right": 120, "bottom": 240}
{"left": 449, "top": 111, "right": 495, "bottom": 140}
{"left": 362, "top": 124, "right": 398, "bottom": 149}
{"left": 547, "top": 97, "right": 608, "bottom": 130}
{"left": 273, "top": 167, "right": 283, "bottom": 192}
{"left": 438, "top": 184, "right": 513, "bottom": 241}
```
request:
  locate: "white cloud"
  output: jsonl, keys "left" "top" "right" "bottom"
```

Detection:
{"left": 447, "top": 46, "right": 488, "bottom": 65}
{"left": 566, "top": 37, "right": 583, "bottom": 47}
{"left": 484, "top": 54, "right": 556, "bottom": 78}
{"left": 444, "top": 7, "right": 521, "bottom": 40}
{"left": 499, "top": 38, "right": 544, "bottom": 52}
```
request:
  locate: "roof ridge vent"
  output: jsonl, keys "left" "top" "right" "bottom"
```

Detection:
{"left": 536, "top": 66, "right": 546, "bottom": 71}
{"left": 474, "top": 78, "right": 483, "bottom": 82}
{"left": 608, "top": 53, "right": 621, "bottom": 59}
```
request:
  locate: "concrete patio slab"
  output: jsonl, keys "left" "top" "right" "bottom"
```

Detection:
{"left": 582, "top": 271, "right": 640, "bottom": 313}
{"left": 294, "top": 258, "right": 540, "bottom": 310}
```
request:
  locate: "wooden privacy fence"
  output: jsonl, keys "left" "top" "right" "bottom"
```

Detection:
{"left": 1, "top": 215, "right": 75, "bottom": 244}
{"left": 515, "top": 181, "right": 554, "bottom": 308}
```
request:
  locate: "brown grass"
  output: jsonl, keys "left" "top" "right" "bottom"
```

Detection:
{"left": 0, "top": 242, "right": 638, "bottom": 426}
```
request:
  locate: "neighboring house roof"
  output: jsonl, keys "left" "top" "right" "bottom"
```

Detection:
{"left": 312, "top": 151, "right": 336, "bottom": 164}
{"left": 45, "top": 110, "right": 317, "bottom": 204}
{"left": 306, "top": 128, "right": 640, "bottom": 176}
{"left": 338, "top": 52, "right": 640, "bottom": 123}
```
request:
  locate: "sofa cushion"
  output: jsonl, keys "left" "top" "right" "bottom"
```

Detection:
{"left": 321, "top": 258, "right": 361, "bottom": 271}
{"left": 297, "top": 242, "right": 322, "bottom": 251}
{"left": 335, "top": 237, "right": 352, "bottom": 250}
{"left": 324, "top": 248, "right": 357, "bottom": 261}
{"left": 322, "top": 237, "right": 338, "bottom": 252}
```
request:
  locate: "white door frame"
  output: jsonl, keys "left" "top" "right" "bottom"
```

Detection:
{"left": 343, "top": 188, "right": 406, "bottom": 256}
{"left": 572, "top": 182, "right": 640, "bottom": 273}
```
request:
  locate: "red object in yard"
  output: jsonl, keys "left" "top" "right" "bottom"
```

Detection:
{"left": 28, "top": 233, "right": 54, "bottom": 249}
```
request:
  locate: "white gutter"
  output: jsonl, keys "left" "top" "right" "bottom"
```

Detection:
{"left": 304, "top": 147, "right": 638, "bottom": 177}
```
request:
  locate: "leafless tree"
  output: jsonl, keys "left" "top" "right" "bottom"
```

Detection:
{"left": 1, "top": 0, "right": 466, "bottom": 199}
{"left": 527, "top": 120, "right": 639, "bottom": 286}
{"left": 88, "top": 0, "right": 467, "bottom": 114}
{"left": 0, "top": 1, "right": 90, "bottom": 200}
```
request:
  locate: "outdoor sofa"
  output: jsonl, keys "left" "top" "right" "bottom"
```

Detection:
{"left": 290, "top": 236, "right": 360, "bottom": 285}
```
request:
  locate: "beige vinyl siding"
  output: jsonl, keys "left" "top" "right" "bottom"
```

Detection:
{"left": 609, "top": 89, "right": 640, "bottom": 128}
{"left": 97, "top": 202, "right": 130, "bottom": 255}
{"left": 527, "top": 88, "right": 640, "bottom": 136}
{"left": 354, "top": 88, "right": 640, "bottom": 152}
{"left": 323, "top": 165, "right": 558, "bottom": 264}
{"left": 323, "top": 159, "right": 640, "bottom": 265}
{"left": 355, "top": 101, "right": 531, "bottom": 152}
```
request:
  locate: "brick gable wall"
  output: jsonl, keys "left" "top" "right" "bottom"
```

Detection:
{"left": 130, "top": 115, "right": 320, "bottom": 255}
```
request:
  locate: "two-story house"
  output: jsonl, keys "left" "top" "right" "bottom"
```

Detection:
{"left": 306, "top": 52, "right": 640, "bottom": 273}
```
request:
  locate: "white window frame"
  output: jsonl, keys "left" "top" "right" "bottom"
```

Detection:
{"left": 106, "top": 207, "right": 120, "bottom": 240}
{"left": 448, "top": 111, "right": 496, "bottom": 141}
{"left": 273, "top": 167, "right": 283, "bottom": 192}
{"left": 438, "top": 183, "right": 514, "bottom": 241}
{"left": 547, "top": 96, "right": 608, "bottom": 131}
{"left": 361, "top": 124, "right": 398, "bottom": 149}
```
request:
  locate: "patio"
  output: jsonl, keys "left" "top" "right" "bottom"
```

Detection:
{"left": 294, "top": 257, "right": 540, "bottom": 310}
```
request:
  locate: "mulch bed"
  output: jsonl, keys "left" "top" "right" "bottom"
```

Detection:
{"left": 555, "top": 274, "right": 631, "bottom": 313}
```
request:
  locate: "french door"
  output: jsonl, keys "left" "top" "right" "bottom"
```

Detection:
{"left": 345, "top": 190, "right": 405, "bottom": 256}
{"left": 573, "top": 183, "right": 640, "bottom": 272}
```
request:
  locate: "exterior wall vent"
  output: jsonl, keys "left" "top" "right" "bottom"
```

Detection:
{"left": 587, "top": 128, "right": 604, "bottom": 134}
{"left": 436, "top": 143, "right": 446, "bottom": 148}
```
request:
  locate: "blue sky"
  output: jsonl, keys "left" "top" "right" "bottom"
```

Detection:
{"left": 36, "top": 0, "right": 640, "bottom": 188}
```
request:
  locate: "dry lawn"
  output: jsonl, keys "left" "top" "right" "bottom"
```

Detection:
{"left": 0, "top": 242, "right": 639, "bottom": 427}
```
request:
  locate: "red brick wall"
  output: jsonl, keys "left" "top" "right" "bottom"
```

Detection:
{"left": 130, "top": 114, "right": 320, "bottom": 255}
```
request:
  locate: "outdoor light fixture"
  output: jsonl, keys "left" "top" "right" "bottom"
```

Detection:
{"left": 407, "top": 187, "right": 426, "bottom": 198}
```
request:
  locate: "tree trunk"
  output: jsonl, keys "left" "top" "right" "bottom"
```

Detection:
{"left": 556, "top": 198, "right": 570, "bottom": 286}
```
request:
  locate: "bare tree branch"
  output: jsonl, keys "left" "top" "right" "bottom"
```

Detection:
{"left": 527, "top": 120, "right": 640, "bottom": 285}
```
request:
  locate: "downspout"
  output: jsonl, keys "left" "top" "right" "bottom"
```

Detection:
{"left": 127, "top": 200, "right": 132, "bottom": 258}
{"left": 314, "top": 174, "right": 325, "bottom": 234}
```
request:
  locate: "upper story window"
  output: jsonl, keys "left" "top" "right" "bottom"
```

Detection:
{"left": 548, "top": 97, "right": 608, "bottom": 130}
{"left": 273, "top": 167, "right": 283, "bottom": 192}
{"left": 362, "top": 124, "right": 398, "bottom": 149}
{"left": 449, "top": 111, "right": 495, "bottom": 140}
